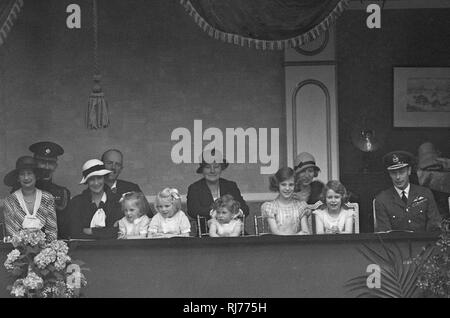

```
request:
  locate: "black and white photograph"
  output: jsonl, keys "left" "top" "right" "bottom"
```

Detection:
{"left": 0, "top": 0, "right": 449, "bottom": 302}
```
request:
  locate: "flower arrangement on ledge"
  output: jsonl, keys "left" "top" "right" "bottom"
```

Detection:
{"left": 3, "top": 229, "right": 88, "bottom": 298}
{"left": 346, "top": 219, "right": 450, "bottom": 298}
{"left": 415, "top": 219, "right": 450, "bottom": 297}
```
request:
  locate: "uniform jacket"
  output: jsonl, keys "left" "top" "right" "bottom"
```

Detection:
{"left": 375, "top": 183, "right": 441, "bottom": 232}
{"left": 187, "top": 178, "right": 249, "bottom": 219}
{"left": 36, "top": 179, "right": 71, "bottom": 239}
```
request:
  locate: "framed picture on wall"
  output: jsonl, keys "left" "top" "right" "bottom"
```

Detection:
{"left": 393, "top": 67, "right": 450, "bottom": 127}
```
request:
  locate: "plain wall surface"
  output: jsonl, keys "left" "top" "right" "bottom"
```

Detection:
{"left": 336, "top": 9, "right": 450, "bottom": 174}
{"left": 0, "top": 0, "right": 285, "bottom": 198}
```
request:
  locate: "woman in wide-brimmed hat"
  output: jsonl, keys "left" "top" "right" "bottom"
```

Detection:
{"left": 2, "top": 156, "right": 57, "bottom": 241}
{"left": 186, "top": 149, "right": 249, "bottom": 223}
{"left": 67, "top": 159, "right": 122, "bottom": 239}
{"left": 292, "top": 152, "right": 324, "bottom": 204}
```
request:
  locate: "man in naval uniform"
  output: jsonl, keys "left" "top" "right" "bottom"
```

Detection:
{"left": 374, "top": 150, "right": 441, "bottom": 233}
{"left": 29, "top": 141, "right": 71, "bottom": 239}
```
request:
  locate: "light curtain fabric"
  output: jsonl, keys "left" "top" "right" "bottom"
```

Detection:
{"left": 0, "top": 0, "right": 23, "bottom": 46}
{"left": 179, "top": 0, "right": 349, "bottom": 50}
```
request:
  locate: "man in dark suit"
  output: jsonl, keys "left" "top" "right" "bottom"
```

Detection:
{"left": 101, "top": 149, "right": 144, "bottom": 197}
{"left": 29, "top": 141, "right": 71, "bottom": 239}
{"left": 374, "top": 150, "right": 441, "bottom": 232}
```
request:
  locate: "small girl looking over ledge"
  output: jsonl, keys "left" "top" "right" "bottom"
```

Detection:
{"left": 118, "top": 191, "right": 151, "bottom": 239}
{"left": 148, "top": 187, "right": 191, "bottom": 238}
{"left": 261, "top": 167, "right": 309, "bottom": 235}
{"left": 208, "top": 194, "right": 243, "bottom": 237}
{"left": 313, "top": 180, "right": 354, "bottom": 234}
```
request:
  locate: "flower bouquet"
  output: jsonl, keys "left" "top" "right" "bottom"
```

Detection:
{"left": 415, "top": 219, "right": 450, "bottom": 297}
{"left": 3, "top": 229, "right": 88, "bottom": 298}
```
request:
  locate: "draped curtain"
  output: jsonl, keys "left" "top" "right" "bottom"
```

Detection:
{"left": 0, "top": 0, "right": 23, "bottom": 46}
{"left": 180, "top": 0, "right": 349, "bottom": 50}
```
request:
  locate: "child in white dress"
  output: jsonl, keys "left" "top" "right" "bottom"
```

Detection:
{"left": 261, "top": 167, "right": 309, "bottom": 235}
{"left": 208, "top": 194, "right": 243, "bottom": 237}
{"left": 148, "top": 188, "right": 191, "bottom": 238}
{"left": 118, "top": 192, "right": 151, "bottom": 239}
{"left": 313, "top": 180, "right": 354, "bottom": 234}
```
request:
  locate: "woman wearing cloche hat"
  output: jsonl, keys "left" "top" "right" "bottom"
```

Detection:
{"left": 187, "top": 148, "right": 249, "bottom": 225}
{"left": 292, "top": 152, "right": 324, "bottom": 204}
{"left": 67, "top": 159, "right": 122, "bottom": 239}
{"left": 2, "top": 156, "right": 57, "bottom": 241}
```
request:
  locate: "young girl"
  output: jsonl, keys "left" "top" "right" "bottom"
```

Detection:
{"left": 208, "top": 194, "right": 243, "bottom": 237}
{"left": 261, "top": 167, "right": 309, "bottom": 235}
{"left": 148, "top": 188, "right": 191, "bottom": 237}
{"left": 313, "top": 180, "right": 354, "bottom": 234}
{"left": 118, "top": 192, "right": 151, "bottom": 239}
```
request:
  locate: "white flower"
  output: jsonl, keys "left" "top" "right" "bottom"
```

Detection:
{"left": 10, "top": 279, "right": 26, "bottom": 297}
{"left": 4, "top": 249, "right": 21, "bottom": 270}
{"left": 34, "top": 247, "right": 57, "bottom": 269}
{"left": 48, "top": 240, "right": 69, "bottom": 254}
{"left": 23, "top": 271, "right": 44, "bottom": 290}
{"left": 18, "top": 229, "right": 46, "bottom": 247}
{"left": 54, "top": 252, "right": 71, "bottom": 271}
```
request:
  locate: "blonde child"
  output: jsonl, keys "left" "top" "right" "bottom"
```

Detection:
{"left": 118, "top": 192, "right": 151, "bottom": 239}
{"left": 313, "top": 180, "right": 354, "bottom": 234}
{"left": 148, "top": 188, "right": 191, "bottom": 237}
{"left": 208, "top": 194, "right": 243, "bottom": 237}
{"left": 261, "top": 167, "right": 309, "bottom": 235}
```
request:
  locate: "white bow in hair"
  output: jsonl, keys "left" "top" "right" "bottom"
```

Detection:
{"left": 119, "top": 192, "right": 133, "bottom": 203}
{"left": 169, "top": 188, "right": 181, "bottom": 200}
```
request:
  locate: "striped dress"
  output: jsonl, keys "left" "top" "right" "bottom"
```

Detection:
{"left": 3, "top": 189, "right": 57, "bottom": 241}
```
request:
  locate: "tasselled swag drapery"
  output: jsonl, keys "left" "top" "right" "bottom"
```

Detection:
{"left": 0, "top": 0, "right": 23, "bottom": 46}
{"left": 180, "top": 0, "right": 349, "bottom": 50}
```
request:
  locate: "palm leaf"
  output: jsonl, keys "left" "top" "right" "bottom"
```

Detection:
{"left": 345, "top": 275, "right": 370, "bottom": 287}
{"left": 378, "top": 237, "right": 404, "bottom": 282}
{"left": 403, "top": 246, "right": 435, "bottom": 297}
{"left": 346, "top": 281, "right": 371, "bottom": 293}
{"left": 357, "top": 244, "right": 390, "bottom": 264}
{"left": 357, "top": 245, "right": 398, "bottom": 278}
{"left": 346, "top": 239, "right": 434, "bottom": 298}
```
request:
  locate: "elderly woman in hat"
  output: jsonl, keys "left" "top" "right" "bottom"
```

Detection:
{"left": 68, "top": 159, "right": 122, "bottom": 239}
{"left": 2, "top": 156, "right": 57, "bottom": 241}
{"left": 187, "top": 149, "right": 249, "bottom": 221}
{"left": 292, "top": 152, "right": 324, "bottom": 204}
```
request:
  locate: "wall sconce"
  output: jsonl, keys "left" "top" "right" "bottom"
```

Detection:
{"left": 351, "top": 125, "right": 382, "bottom": 173}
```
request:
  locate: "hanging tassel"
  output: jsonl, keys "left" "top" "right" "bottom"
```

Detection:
{"left": 87, "top": 74, "right": 109, "bottom": 129}
{"left": 86, "top": 0, "right": 109, "bottom": 129}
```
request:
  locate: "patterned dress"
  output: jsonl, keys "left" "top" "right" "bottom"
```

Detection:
{"left": 261, "top": 198, "right": 307, "bottom": 235}
{"left": 3, "top": 189, "right": 57, "bottom": 241}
